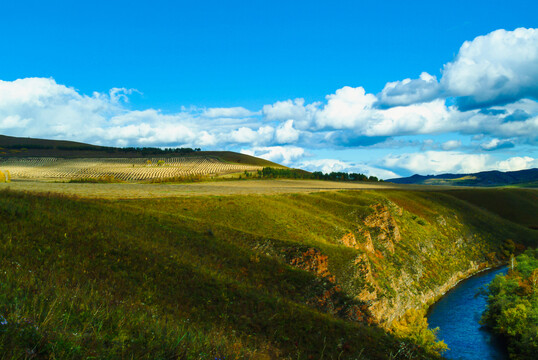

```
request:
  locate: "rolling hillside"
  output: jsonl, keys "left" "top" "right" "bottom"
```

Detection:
{"left": 0, "top": 135, "right": 284, "bottom": 181}
{"left": 387, "top": 168, "right": 538, "bottom": 187}
{"left": 1, "top": 186, "right": 536, "bottom": 359}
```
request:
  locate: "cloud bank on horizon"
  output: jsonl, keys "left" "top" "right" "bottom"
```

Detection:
{"left": 1, "top": 28, "right": 537, "bottom": 178}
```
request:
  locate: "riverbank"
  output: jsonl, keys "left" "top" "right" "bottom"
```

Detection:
{"left": 426, "top": 262, "right": 508, "bottom": 315}
{"left": 480, "top": 249, "right": 538, "bottom": 359}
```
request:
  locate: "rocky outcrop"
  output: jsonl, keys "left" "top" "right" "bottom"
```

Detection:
{"left": 288, "top": 247, "right": 334, "bottom": 282}
{"left": 364, "top": 204, "right": 401, "bottom": 253}
{"left": 334, "top": 201, "right": 500, "bottom": 326}
{"left": 258, "top": 196, "right": 519, "bottom": 331}
{"left": 377, "top": 261, "right": 495, "bottom": 325}
{"left": 340, "top": 231, "right": 374, "bottom": 253}
{"left": 339, "top": 202, "right": 400, "bottom": 254}
{"left": 283, "top": 247, "right": 374, "bottom": 324}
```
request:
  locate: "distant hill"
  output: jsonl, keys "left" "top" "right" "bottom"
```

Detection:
{"left": 0, "top": 134, "right": 282, "bottom": 168}
{"left": 387, "top": 168, "right": 538, "bottom": 188}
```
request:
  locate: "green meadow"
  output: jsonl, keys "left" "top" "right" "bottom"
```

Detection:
{"left": 1, "top": 186, "right": 537, "bottom": 359}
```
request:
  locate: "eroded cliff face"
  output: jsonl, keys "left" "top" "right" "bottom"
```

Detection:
{"left": 280, "top": 247, "right": 374, "bottom": 324}
{"left": 280, "top": 199, "right": 504, "bottom": 327}
{"left": 235, "top": 190, "right": 535, "bottom": 334}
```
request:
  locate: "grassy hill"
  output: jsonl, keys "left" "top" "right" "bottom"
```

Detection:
{"left": 0, "top": 134, "right": 282, "bottom": 168}
{"left": 1, "top": 186, "right": 536, "bottom": 359}
{"left": 387, "top": 168, "right": 538, "bottom": 187}
{"left": 0, "top": 135, "right": 285, "bottom": 181}
{"left": 446, "top": 188, "right": 538, "bottom": 229}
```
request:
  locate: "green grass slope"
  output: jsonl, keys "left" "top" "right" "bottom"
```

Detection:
{"left": 0, "top": 134, "right": 283, "bottom": 168}
{"left": 1, "top": 188, "right": 536, "bottom": 359}
{"left": 199, "top": 151, "right": 285, "bottom": 168}
{"left": 446, "top": 189, "right": 538, "bottom": 229}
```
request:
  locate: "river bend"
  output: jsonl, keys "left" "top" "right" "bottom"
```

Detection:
{"left": 427, "top": 266, "right": 509, "bottom": 360}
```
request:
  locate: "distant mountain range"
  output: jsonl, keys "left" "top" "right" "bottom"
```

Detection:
{"left": 387, "top": 168, "right": 538, "bottom": 188}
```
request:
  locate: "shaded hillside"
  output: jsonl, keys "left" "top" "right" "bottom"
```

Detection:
{"left": 446, "top": 188, "right": 538, "bottom": 229}
{"left": 387, "top": 168, "right": 538, "bottom": 187}
{"left": 1, "top": 187, "right": 536, "bottom": 359}
{"left": 0, "top": 134, "right": 282, "bottom": 168}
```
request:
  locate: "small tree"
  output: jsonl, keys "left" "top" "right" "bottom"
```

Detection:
{"left": 392, "top": 308, "right": 448, "bottom": 355}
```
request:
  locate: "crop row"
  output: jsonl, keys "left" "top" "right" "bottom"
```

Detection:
{"left": 0, "top": 157, "right": 262, "bottom": 181}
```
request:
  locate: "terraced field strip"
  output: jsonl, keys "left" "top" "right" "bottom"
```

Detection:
{"left": 0, "top": 156, "right": 263, "bottom": 181}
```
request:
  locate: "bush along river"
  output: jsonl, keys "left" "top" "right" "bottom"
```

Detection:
{"left": 427, "top": 266, "right": 509, "bottom": 360}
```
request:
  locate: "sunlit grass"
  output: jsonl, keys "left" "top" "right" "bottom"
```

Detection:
{"left": 1, "top": 187, "right": 536, "bottom": 359}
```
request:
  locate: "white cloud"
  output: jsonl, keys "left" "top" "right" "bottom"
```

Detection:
{"left": 240, "top": 146, "right": 305, "bottom": 166}
{"left": 365, "top": 99, "right": 452, "bottom": 136}
{"left": 441, "top": 27, "right": 538, "bottom": 109}
{"left": 497, "top": 156, "right": 538, "bottom": 171}
{"left": 229, "top": 126, "right": 274, "bottom": 145}
{"left": 264, "top": 86, "right": 538, "bottom": 141}
{"left": 480, "top": 138, "right": 515, "bottom": 151}
{"left": 316, "top": 86, "right": 377, "bottom": 129}
{"left": 299, "top": 158, "right": 398, "bottom": 179}
{"left": 0, "top": 77, "right": 80, "bottom": 108}
{"left": 275, "top": 120, "right": 300, "bottom": 143}
{"left": 0, "top": 78, "right": 273, "bottom": 148}
{"left": 109, "top": 87, "right": 138, "bottom": 103}
{"left": 382, "top": 151, "right": 538, "bottom": 175}
{"left": 0, "top": 115, "right": 29, "bottom": 129}
{"left": 203, "top": 107, "right": 256, "bottom": 118}
{"left": 383, "top": 151, "right": 490, "bottom": 174}
{"left": 377, "top": 72, "right": 441, "bottom": 107}
{"left": 309, "top": 86, "right": 454, "bottom": 136}
{"left": 262, "top": 98, "right": 320, "bottom": 129}
{"left": 441, "top": 140, "right": 461, "bottom": 150}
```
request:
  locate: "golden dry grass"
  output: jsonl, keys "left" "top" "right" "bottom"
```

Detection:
{"left": 0, "top": 179, "right": 463, "bottom": 199}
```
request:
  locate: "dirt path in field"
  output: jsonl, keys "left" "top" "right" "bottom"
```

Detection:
{"left": 0, "top": 179, "right": 458, "bottom": 199}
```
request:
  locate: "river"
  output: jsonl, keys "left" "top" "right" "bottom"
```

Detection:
{"left": 427, "top": 266, "right": 509, "bottom": 360}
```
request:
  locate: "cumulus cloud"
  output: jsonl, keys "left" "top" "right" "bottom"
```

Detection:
{"left": 442, "top": 27, "right": 538, "bottom": 110}
{"left": 441, "top": 140, "right": 461, "bottom": 150}
{"left": 266, "top": 88, "right": 457, "bottom": 137}
{"left": 203, "top": 107, "right": 256, "bottom": 118}
{"left": 376, "top": 72, "right": 441, "bottom": 108}
{"left": 0, "top": 77, "right": 275, "bottom": 149}
{"left": 109, "top": 87, "right": 139, "bottom": 103}
{"left": 497, "top": 156, "right": 538, "bottom": 171}
{"left": 266, "top": 86, "right": 455, "bottom": 137}
{"left": 383, "top": 151, "right": 490, "bottom": 174}
{"left": 240, "top": 146, "right": 305, "bottom": 166}
{"left": 275, "top": 120, "right": 300, "bottom": 144}
{"left": 382, "top": 151, "right": 538, "bottom": 175}
{"left": 229, "top": 126, "right": 274, "bottom": 145}
{"left": 262, "top": 98, "right": 320, "bottom": 129}
{"left": 299, "top": 158, "right": 399, "bottom": 179}
{"left": 480, "top": 138, "right": 515, "bottom": 151}
{"left": 315, "top": 86, "right": 377, "bottom": 129}
{"left": 262, "top": 88, "right": 538, "bottom": 142}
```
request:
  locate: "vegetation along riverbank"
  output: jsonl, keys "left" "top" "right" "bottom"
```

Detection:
{"left": 481, "top": 249, "right": 538, "bottom": 359}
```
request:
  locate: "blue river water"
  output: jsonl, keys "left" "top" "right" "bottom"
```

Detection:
{"left": 427, "top": 266, "right": 509, "bottom": 360}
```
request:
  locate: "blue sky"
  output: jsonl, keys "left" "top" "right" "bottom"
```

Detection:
{"left": 1, "top": 0, "right": 537, "bottom": 178}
